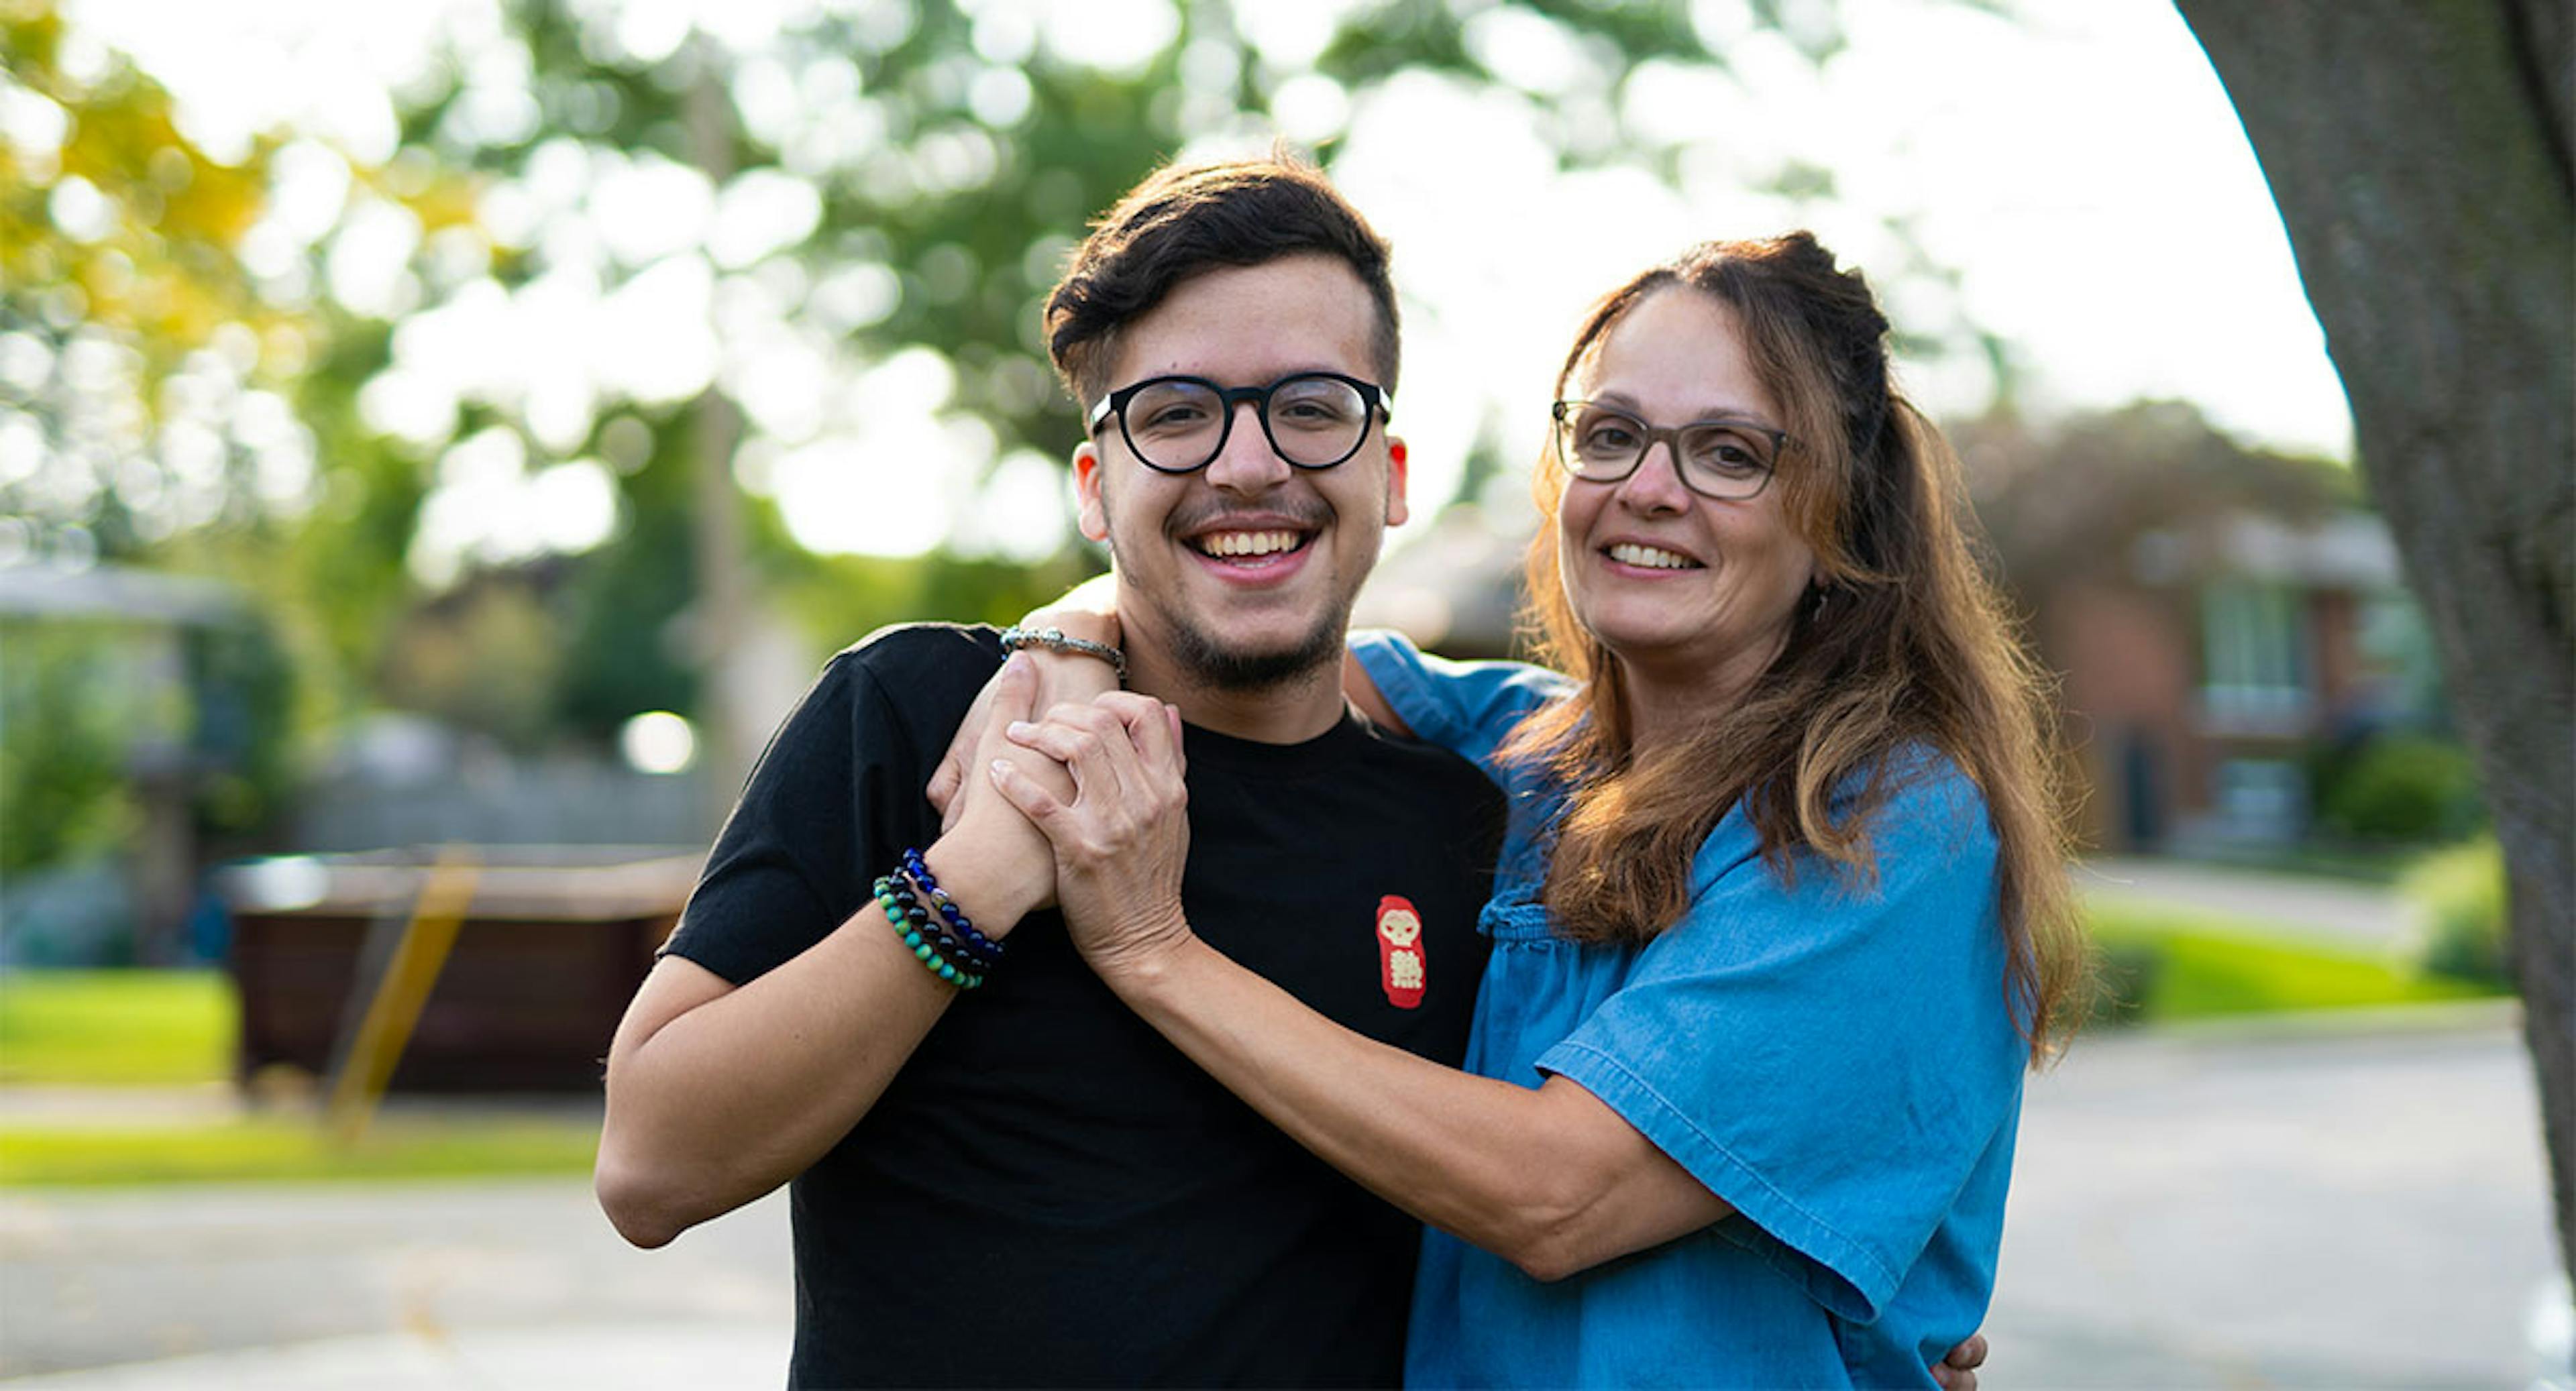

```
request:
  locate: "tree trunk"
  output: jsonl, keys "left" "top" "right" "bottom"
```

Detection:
{"left": 2173, "top": 0, "right": 2574, "bottom": 1287}
{"left": 685, "top": 49, "right": 756, "bottom": 818}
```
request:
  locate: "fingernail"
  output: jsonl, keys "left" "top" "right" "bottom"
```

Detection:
{"left": 1002, "top": 652, "right": 1027, "bottom": 674}
{"left": 1006, "top": 720, "right": 1033, "bottom": 738}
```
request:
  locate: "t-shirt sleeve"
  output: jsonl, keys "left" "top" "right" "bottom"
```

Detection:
{"left": 658, "top": 649, "right": 924, "bottom": 986}
{"left": 1534, "top": 761, "right": 2029, "bottom": 1322}
{"left": 1348, "top": 629, "right": 1568, "bottom": 769}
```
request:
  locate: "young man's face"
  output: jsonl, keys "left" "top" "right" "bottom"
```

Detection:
{"left": 1074, "top": 254, "right": 1408, "bottom": 691}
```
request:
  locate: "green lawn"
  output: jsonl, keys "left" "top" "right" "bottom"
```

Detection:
{"left": 0, "top": 968, "right": 598, "bottom": 1186}
{"left": 0, "top": 1115, "right": 600, "bottom": 1186}
{"left": 0, "top": 968, "right": 235, "bottom": 1084}
{"left": 2082, "top": 894, "right": 2502, "bottom": 1025}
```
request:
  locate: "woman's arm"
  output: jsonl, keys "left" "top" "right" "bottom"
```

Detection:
{"left": 1120, "top": 934, "right": 1729, "bottom": 1281}
{"left": 992, "top": 694, "right": 1731, "bottom": 1281}
{"left": 1341, "top": 649, "right": 1410, "bottom": 735}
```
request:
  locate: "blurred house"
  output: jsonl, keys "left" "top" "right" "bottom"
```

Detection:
{"left": 2040, "top": 512, "right": 2430, "bottom": 852}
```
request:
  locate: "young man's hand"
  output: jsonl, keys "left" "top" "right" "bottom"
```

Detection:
{"left": 922, "top": 654, "right": 1067, "bottom": 926}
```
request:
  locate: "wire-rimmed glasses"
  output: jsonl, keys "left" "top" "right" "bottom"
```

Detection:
{"left": 1550, "top": 400, "right": 1790, "bottom": 500}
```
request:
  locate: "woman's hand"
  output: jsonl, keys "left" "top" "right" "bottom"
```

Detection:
{"left": 926, "top": 583, "right": 1124, "bottom": 830}
{"left": 990, "top": 692, "right": 1193, "bottom": 981}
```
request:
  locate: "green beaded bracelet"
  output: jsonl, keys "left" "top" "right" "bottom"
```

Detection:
{"left": 874, "top": 875, "right": 984, "bottom": 990}
{"left": 879, "top": 871, "right": 998, "bottom": 974}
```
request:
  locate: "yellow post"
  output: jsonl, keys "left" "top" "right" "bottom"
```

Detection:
{"left": 326, "top": 846, "right": 480, "bottom": 1144}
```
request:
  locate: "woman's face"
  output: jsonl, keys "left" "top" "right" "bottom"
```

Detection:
{"left": 1556, "top": 288, "right": 1819, "bottom": 700}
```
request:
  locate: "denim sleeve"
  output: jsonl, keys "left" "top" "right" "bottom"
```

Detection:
{"left": 1348, "top": 629, "right": 1568, "bottom": 771}
{"left": 1535, "top": 760, "right": 2029, "bottom": 1323}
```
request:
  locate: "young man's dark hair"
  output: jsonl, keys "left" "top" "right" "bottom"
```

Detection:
{"left": 1044, "top": 152, "right": 1403, "bottom": 405}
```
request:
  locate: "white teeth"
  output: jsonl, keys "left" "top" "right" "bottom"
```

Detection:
{"left": 1607, "top": 543, "right": 1695, "bottom": 569}
{"left": 1200, "top": 530, "right": 1301, "bottom": 558}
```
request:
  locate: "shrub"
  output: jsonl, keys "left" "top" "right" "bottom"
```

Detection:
{"left": 2404, "top": 836, "right": 2510, "bottom": 985}
{"left": 2314, "top": 734, "right": 2485, "bottom": 843}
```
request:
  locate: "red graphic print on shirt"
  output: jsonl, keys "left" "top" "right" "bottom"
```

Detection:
{"left": 1375, "top": 895, "right": 1427, "bottom": 1009}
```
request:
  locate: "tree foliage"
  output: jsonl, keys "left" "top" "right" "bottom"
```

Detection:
{"left": 1957, "top": 400, "right": 2358, "bottom": 603}
{"left": 0, "top": 7, "right": 288, "bottom": 559}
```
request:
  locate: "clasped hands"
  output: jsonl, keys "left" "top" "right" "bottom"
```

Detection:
{"left": 925, "top": 628, "right": 1193, "bottom": 981}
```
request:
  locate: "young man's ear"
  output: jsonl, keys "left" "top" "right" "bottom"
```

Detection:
{"left": 1071, "top": 441, "right": 1110, "bottom": 543}
{"left": 1384, "top": 436, "right": 1410, "bottom": 527}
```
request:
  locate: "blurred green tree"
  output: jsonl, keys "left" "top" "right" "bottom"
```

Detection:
{"left": 5, "top": 0, "right": 2003, "bottom": 913}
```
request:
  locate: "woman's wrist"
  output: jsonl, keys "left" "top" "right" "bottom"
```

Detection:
{"left": 1000, "top": 622, "right": 1124, "bottom": 681}
{"left": 1081, "top": 906, "right": 1202, "bottom": 998}
{"left": 1020, "top": 610, "right": 1116, "bottom": 650}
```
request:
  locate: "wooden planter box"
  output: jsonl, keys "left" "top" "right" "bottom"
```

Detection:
{"left": 217, "top": 847, "right": 699, "bottom": 1093}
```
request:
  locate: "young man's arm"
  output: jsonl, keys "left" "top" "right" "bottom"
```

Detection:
{"left": 594, "top": 657, "right": 1060, "bottom": 1247}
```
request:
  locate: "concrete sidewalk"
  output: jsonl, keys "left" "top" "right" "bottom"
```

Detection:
{"left": 2078, "top": 854, "right": 2414, "bottom": 948}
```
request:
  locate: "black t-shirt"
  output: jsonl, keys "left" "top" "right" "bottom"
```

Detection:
{"left": 661, "top": 624, "right": 1503, "bottom": 1388}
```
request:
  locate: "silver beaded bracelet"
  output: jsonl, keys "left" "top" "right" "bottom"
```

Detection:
{"left": 999, "top": 624, "right": 1128, "bottom": 681}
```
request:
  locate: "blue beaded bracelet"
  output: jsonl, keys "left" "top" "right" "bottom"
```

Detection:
{"left": 875, "top": 881, "right": 983, "bottom": 979}
{"left": 873, "top": 874, "right": 983, "bottom": 990}
{"left": 898, "top": 848, "right": 1006, "bottom": 964}
{"left": 881, "top": 878, "right": 996, "bottom": 973}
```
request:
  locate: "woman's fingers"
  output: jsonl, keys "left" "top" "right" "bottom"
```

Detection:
{"left": 998, "top": 696, "right": 1185, "bottom": 860}
{"left": 988, "top": 753, "right": 1070, "bottom": 824}
{"left": 1098, "top": 691, "right": 1184, "bottom": 781}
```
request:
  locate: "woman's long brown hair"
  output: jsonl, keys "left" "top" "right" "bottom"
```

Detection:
{"left": 1500, "top": 233, "right": 2090, "bottom": 1060}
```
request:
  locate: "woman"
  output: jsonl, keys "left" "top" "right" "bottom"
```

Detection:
{"left": 991, "top": 233, "right": 2084, "bottom": 1386}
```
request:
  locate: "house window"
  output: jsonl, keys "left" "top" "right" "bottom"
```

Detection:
{"left": 2213, "top": 757, "right": 2306, "bottom": 842}
{"left": 2200, "top": 580, "right": 2308, "bottom": 727}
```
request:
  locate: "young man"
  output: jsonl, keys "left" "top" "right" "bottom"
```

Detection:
{"left": 596, "top": 156, "right": 1506, "bottom": 1386}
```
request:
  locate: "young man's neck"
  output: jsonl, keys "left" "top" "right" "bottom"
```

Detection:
{"left": 1122, "top": 641, "right": 1350, "bottom": 744}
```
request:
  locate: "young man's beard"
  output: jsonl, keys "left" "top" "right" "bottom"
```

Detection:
{"left": 1159, "top": 603, "right": 1349, "bottom": 693}
{"left": 1100, "top": 474, "right": 1361, "bottom": 693}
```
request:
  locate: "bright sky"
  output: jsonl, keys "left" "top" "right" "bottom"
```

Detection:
{"left": 44, "top": 0, "right": 2351, "bottom": 576}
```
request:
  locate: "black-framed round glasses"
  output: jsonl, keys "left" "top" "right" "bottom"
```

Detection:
{"left": 1088, "top": 372, "right": 1393, "bottom": 474}
{"left": 1550, "top": 400, "right": 1789, "bottom": 500}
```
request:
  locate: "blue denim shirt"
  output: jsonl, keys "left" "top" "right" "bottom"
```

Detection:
{"left": 1353, "top": 632, "right": 2027, "bottom": 1389}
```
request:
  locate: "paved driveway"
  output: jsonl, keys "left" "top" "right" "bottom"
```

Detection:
{"left": 0, "top": 1179, "right": 790, "bottom": 1383}
{"left": 1986, "top": 1007, "right": 2562, "bottom": 1387}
